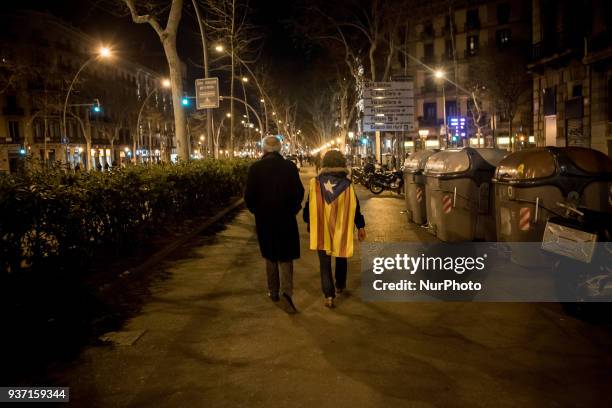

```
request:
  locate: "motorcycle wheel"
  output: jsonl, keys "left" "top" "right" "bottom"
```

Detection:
{"left": 369, "top": 184, "right": 384, "bottom": 195}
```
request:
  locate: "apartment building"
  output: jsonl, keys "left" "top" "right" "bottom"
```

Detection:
{"left": 529, "top": 0, "right": 612, "bottom": 155}
{"left": 0, "top": 10, "right": 174, "bottom": 173}
{"left": 402, "top": 0, "right": 532, "bottom": 151}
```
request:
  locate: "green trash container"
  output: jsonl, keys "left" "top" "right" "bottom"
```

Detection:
{"left": 424, "top": 147, "right": 508, "bottom": 242}
{"left": 493, "top": 147, "right": 612, "bottom": 243}
{"left": 403, "top": 150, "right": 438, "bottom": 224}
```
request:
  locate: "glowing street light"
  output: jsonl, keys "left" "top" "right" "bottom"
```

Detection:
{"left": 241, "top": 76, "right": 249, "bottom": 83}
{"left": 161, "top": 78, "right": 171, "bottom": 88}
{"left": 99, "top": 46, "right": 112, "bottom": 58}
{"left": 226, "top": 112, "right": 231, "bottom": 118}
{"left": 434, "top": 70, "right": 445, "bottom": 79}
{"left": 214, "top": 44, "right": 225, "bottom": 52}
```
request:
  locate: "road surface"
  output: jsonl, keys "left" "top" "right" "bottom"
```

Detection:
{"left": 53, "top": 166, "right": 612, "bottom": 407}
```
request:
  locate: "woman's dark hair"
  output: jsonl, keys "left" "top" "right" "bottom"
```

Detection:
{"left": 322, "top": 150, "right": 346, "bottom": 168}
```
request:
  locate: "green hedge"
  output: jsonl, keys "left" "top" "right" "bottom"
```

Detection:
{"left": 0, "top": 159, "right": 250, "bottom": 277}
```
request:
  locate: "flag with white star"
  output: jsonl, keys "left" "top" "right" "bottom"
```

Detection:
{"left": 317, "top": 174, "right": 350, "bottom": 204}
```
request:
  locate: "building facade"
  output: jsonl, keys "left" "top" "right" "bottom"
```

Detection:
{"left": 0, "top": 11, "right": 175, "bottom": 173}
{"left": 402, "top": 0, "right": 533, "bottom": 152}
{"left": 529, "top": 0, "right": 612, "bottom": 155}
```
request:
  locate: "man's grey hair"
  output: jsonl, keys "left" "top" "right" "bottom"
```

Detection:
{"left": 262, "top": 135, "right": 281, "bottom": 153}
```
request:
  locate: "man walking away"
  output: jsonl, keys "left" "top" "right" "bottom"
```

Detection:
{"left": 245, "top": 136, "right": 304, "bottom": 313}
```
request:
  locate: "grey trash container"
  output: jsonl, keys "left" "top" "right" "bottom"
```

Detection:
{"left": 424, "top": 147, "right": 508, "bottom": 242}
{"left": 493, "top": 147, "right": 612, "bottom": 243}
{"left": 403, "top": 150, "right": 438, "bottom": 224}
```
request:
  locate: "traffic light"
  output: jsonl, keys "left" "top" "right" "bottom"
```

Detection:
{"left": 361, "top": 138, "right": 368, "bottom": 145}
{"left": 93, "top": 99, "right": 102, "bottom": 113}
{"left": 181, "top": 97, "right": 190, "bottom": 106}
{"left": 452, "top": 135, "right": 458, "bottom": 142}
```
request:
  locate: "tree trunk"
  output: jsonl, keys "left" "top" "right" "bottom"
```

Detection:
{"left": 163, "top": 38, "right": 189, "bottom": 161}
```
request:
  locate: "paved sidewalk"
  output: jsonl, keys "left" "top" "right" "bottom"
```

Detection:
{"left": 54, "top": 167, "right": 612, "bottom": 407}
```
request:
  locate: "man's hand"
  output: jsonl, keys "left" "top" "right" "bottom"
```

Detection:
{"left": 357, "top": 228, "right": 366, "bottom": 241}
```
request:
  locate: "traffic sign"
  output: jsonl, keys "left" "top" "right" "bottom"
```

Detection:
{"left": 363, "top": 98, "right": 411, "bottom": 107}
{"left": 364, "top": 106, "right": 413, "bottom": 115}
{"left": 363, "top": 114, "right": 414, "bottom": 124}
{"left": 362, "top": 80, "right": 415, "bottom": 131}
{"left": 363, "top": 123, "right": 415, "bottom": 132}
{"left": 195, "top": 77, "right": 219, "bottom": 109}
{"left": 363, "top": 81, "right": 413, "bottom": 91}
{"left": 363, "top": 89, "right": 412, "bottom": 99}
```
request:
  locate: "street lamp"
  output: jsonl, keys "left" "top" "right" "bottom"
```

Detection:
{"left": 62, "top": 45, "right": 112, "bottom": 168}
{"left": 241, "top": 76, "right": 249, "bottom": 83}
{"left": 434, "top": 69, "right": 447, "bottom": 146}
{"left": 214, "top": 44, "right": 224, "bottom": 52}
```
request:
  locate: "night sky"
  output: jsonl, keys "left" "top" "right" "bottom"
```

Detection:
{"left": 0, "top": 0, "right": 312, "bottom": 95}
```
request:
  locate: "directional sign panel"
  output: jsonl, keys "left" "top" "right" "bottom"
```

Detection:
{"left": 362, "top": 81, "right": 415, "bottom": 131}
{"left": 364, "top": 81, "right": 413, "bottom": 91}
{"left": 195, "top": 77, "right": 219, "bottom": 109}
{"left": 363, "top": 89, "right": 412, "bottom": 99}
{"left": 363, "top": 123, "right": 415, "bottom": 132}
{"left": 363, "top": 98, "right": 411, "bottom": 107}
{"left": 364, "top": 106, "right": 413, "bottom": 115}
{"left": 363, "top": 114, "right": 414, "bottom": 124}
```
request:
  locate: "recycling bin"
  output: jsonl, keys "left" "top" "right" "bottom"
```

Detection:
{"left": 493, "top": 147, "right": 612, "bottom": 243}
{"left": 403, "top": 150, "right": 438, "bottom": 224}
{"left": 424, "top": 148, "right": 508, "bottom": 242}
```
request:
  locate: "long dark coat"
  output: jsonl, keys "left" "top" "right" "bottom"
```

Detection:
{"left": 244, "top": 152, "right": 304, "bottom": 262}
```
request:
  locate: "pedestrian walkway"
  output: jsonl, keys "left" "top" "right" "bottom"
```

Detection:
{"left": 53, "top": 167, "right": 612, "bottom": 407}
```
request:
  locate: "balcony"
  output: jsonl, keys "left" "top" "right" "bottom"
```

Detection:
{"left": 465, "top": 19, "right": 480, "bottom": 32}
{"left": 419, "top": 117, "right": 442, "bottom": 127}
{"left": 464, "top": 49, "right": 479, "bottom": 58}
{"left": 420, "top": 25, "right": 435, "bottom": 40}
{"left": 530, "top": 31, "right": 583, "bottom": 63}
{"left": 2, "top": 107, "right": 25, "bottom": 116}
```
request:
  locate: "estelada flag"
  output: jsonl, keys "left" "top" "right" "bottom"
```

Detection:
{"left": 308, "top": 174, "right": 357, "bottom": 257}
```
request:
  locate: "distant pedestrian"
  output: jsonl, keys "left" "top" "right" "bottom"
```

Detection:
{"left": 303, "top": 150, "right": 366, "bottom": 308}
{"left": 245, "top": 135, "right": 304, "bottom": 313}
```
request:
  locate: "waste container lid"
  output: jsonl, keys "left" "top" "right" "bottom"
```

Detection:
{"left": 403, "top": 150, "right": 438, "bottom": 172}
{"left": 495, "top": 147, "right": 612, "bottom": 181}
{"left": 425, "top": 147, "right": 507, "bottom": 175}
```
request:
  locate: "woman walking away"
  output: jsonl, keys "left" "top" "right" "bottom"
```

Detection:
{"left": 303, "top": 150, "right": 366, "bottom": 308}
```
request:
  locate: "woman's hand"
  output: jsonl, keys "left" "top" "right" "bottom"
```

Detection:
{"left": 358, "top": 228, "right": 366, "bottom": 241}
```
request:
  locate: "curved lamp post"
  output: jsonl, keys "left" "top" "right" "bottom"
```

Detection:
{"left": 62, "top": 46, "right": 112, "bottom": 146}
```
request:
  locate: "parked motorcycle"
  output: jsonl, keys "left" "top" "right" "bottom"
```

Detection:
{"left": 368, "top": 168, "right": 404, "bottom": 195}
{"left": 351, "top": 166, "right": 374, "bottom": 189}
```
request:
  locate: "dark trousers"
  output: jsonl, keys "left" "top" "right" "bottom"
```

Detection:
{"left": 266, "top": 259, "right": 293, "bottom": 297}
{"left": 318, "top": 250, "right": 348, "bottom": 298}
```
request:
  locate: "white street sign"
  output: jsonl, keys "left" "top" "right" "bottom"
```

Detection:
{"left": 196, "top": 77, "right": 219, "bottom": 109}
{"left": 363, "top": 98, "right": 411, "bottom": 107}
{"left": 362, "top": 81, "right": 415, "bottom": 132}
{"left": 363, "top": 123, "right": 416, "bottom": 132}
{"left": 363, "top": 89, "right": 412, "bottom": 99}
{"left": 364, "top": 106, "right": 413, "bottom": 115}
{"left": 363, "top": 81, "right": 413, "bottom": 91}
{"left": 363, "top": 114, "right": 414, "bottom": 124}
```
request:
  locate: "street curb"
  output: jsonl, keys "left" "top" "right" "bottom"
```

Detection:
{"left": 97, "top": 197, "right": 245, "bottom": 295}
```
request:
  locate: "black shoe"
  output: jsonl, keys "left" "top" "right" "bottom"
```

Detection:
{"left": 268, "top": 292, "right": 280, "bottom": 302}
{"left": 282, "top": 293, "right": 298, "bottom": 314}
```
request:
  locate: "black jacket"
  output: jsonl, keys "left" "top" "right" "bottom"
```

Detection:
{"left": 302, "top": 171, "right": 365, "bottom": 229}
{"left": 245, "top": 152, "right": 304, "bottom": 261}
